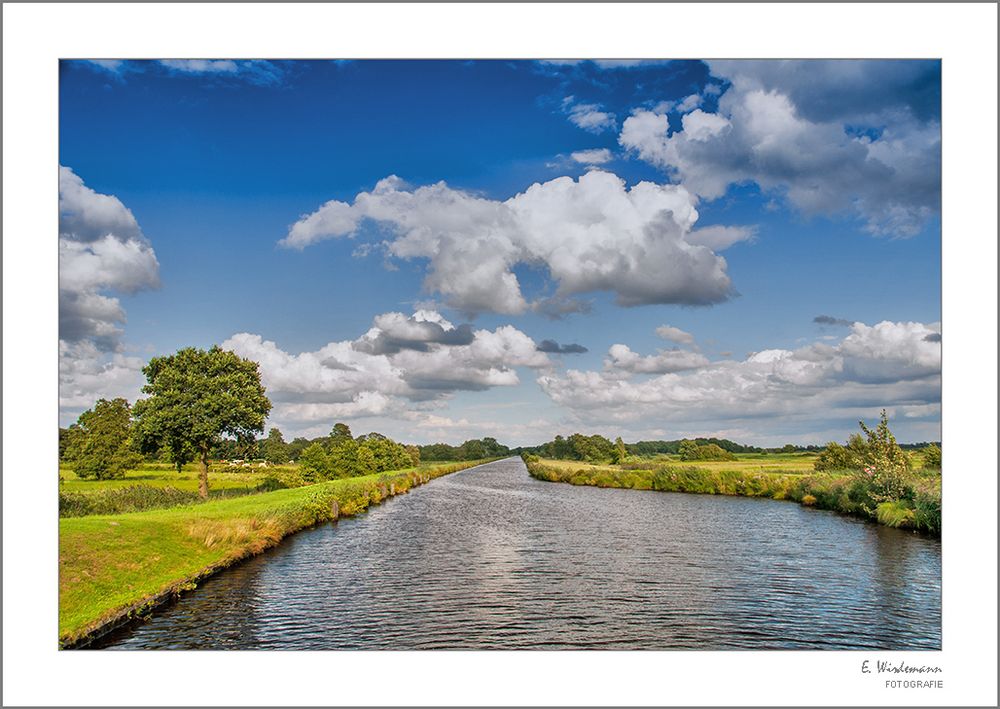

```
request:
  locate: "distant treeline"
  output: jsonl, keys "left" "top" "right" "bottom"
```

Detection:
{"left": 515, "top": 434, "right": 765, "bottom": 460}
{"left": 418, "top": 437, "right": 511, "bottom": 461}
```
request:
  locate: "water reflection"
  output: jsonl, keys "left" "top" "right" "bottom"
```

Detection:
{"left": 99, "top": 458, "right": 941, "bottom": 650}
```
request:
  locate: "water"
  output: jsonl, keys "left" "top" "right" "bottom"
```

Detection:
{"left": 99, "top": 458, "right": 941, "bottom": 650}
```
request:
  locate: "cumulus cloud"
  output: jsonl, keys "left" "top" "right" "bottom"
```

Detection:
{"left": 563, "top": 96, "right": 617, "bottom": 133}
{"left": 353, "top": 310, "right": 474, "bottom": 355}
{"left": 655, "top": 325, "right": 695, "bottom": 346}
{"left": 59, "top": 341, "right": 146, "bottom": 419}
{"left": 539, "top": 320, "right": 941, "bottom": 433}
{"left": 619, "top": 60, "right": 940, "bottom": 237}
{"left": 59, "top": 167, "right": 160, "bottom": 421}
{"left": 221, "top": 311, "right": 553, "bottom": 428}
{"left": 923, "top": 332, "right": 941, "bottom": 343}
{"left": 570, "top": 148, "right": 613, "bottom": 165}
{"left": 59, "top": 166, "right": 160, "bottom": 351}
{"left": 536, "top": 340, "right": 588, "bottom": 355}
{"left": 280, "top": 171, "right": 735, "bottom": 314}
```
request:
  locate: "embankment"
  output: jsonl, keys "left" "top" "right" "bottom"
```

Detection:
{"left": 60, "top": 460, "right": 490, "bottom": 648}
{"left": 525, "top": 460, "right": 940, "bottom": 535}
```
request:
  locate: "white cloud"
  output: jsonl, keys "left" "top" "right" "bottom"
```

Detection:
{"left": 538, "top": 320, "right": 941, "bottom": 435}
{"left": 220, "top": 311, "right": 554, "bottom": 429}
{"left": 59, "top": 235, "right": 160, "bottom": 295}
{"left": 158, "top": 59, "right": 239, "bottom": 74}
{"left": 85, "top": 59, "right": 125, "bottom": 73}
{"left": 59, "top": 167, "right": 160, "bottom": 419}
{"left": 685, "top": 224, "right": 756, "bottom": 251}
{"left": 280, "top": 171, "right": 735, "bottom": 313}
{"left": 655, "top": 325, "right": 695, "bottom": 346}
{"left": 157, "top": 59, "right": 283, "bottom": 85}
{"left": 570, "top": 148, "right": 613, "bottom": 165}
{"left": 656, "top": 93, "right": 703, "bottom": 115}
{"left": 619, "top": 60, "right": 940, "bottom": 237}
{"left": 563, "top": 97, "right": 617, "bottom": 133}
{"left": 605, "top": 344, "right": 709, "bottom": 374}
{"left": 59, "top": 166, "right": 142, "bottom": 243}
{"left": 59, "top": 341, "right": 146, "bottom": 418}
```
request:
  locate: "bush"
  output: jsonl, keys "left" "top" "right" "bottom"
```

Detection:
{"left": 814, "top": 434, "right": 867, "bottom": 472}
{"left": 678, "top": 441, "right": 737, "bottom": 461}
{"left": 59, "top": 485, "right": 201, "bottom": 517}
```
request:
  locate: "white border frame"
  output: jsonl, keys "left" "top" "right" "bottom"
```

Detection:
{"left": 3, "top": 3, "right": 997, "bottom": 706}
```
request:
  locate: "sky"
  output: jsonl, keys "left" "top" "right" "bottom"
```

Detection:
{"left": 58, "top": 59, "right": 942, "bottom": 447}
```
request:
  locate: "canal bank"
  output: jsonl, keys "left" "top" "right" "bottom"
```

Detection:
{"left": 524, "top": 459, "right": 941, "bottom": 535}
{"left": 60, "top": 459, "right": 493, "bottom": 649}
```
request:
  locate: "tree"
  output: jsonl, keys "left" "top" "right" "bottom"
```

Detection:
{"left": 60, "top": 425, "right": 85, "bottom": 463}
{"left": 922, "top": 443, "right": 941, "bottom": 470}
{"left": 287, "top": 437, "right": 311, "bottom": 461}
{"left": 611, "top": 436, "right": 628, "bottom": 464}
{"left": 262, "top": 427, "right": 289, "bottom": 465}
{"left": 69, "top": 398, "right": 143, "bottom": 480}
{"left": 298, "top": 443, "right": 331, "bottom": 482}
{"left": 329, "top": 422, "right": 353, "bottom": 445}
{"left": 678, "top": 439, "right": 699, "bottom": 460}
{"left": 133, "top": 347, "right": 271, "bottom": 498}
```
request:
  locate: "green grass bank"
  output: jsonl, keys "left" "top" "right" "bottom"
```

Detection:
{"left": 60, "top": 459, "right": 491, "bottom": 648}
{"left": 525, "top": 458, "right": 941, "bottom": 536}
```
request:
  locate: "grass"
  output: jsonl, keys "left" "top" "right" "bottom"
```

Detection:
{"left": 59, "top": 464, "right": 273, "bottom": 493}
{"left": 59, "top": 459, "right": 490, "bottom": 647}
{"left": 526, "top": 457, "right": 940, "bottom": 536}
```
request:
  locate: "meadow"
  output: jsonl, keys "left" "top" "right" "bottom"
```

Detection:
{"left": 59, "top": 459, "right": 489, "bottom": 647}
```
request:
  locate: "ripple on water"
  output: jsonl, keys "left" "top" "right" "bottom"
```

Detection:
{"left": 98, "top": 458, "right": 941, "bottom": 650}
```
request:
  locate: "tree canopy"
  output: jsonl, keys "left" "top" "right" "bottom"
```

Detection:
{"left": 133, "top": 346, "right": 271, "bottom": 497}
{"left": 63, "top": 398, "right": 142, "bottom": 479}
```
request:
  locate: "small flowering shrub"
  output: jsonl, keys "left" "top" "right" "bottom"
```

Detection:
{"left": 855, "top": 410, "right": 912, "bottom": 514}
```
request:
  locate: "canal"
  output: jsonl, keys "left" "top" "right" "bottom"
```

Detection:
{"left": 100, "top": 457, "right": 941, "bottom": 649}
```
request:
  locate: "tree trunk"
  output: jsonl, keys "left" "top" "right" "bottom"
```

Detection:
{"left": 198, "top": 445, "right": 210, "bottom": 499}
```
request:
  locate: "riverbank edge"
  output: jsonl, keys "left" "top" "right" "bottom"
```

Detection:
{"left": 524, "top": 460, "right": 941, "bottom": 536}
{"left": 61, "top": 459, "right": 498, "bottom": 649}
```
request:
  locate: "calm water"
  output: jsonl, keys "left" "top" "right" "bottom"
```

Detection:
{"left": 100, "top": 458, "right": 941, "bottom": 650}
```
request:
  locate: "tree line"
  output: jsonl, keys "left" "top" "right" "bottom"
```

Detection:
{"left": 59, "top": 345, "right": 507, "bottom": 498}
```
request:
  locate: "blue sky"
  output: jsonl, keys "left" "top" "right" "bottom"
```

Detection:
{"left": 58, "top": 59, "right": 941, "bottom": 446}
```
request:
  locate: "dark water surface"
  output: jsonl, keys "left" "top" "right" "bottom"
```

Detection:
{"left": 101, "top": 458, "right": 941, "bottom": 650}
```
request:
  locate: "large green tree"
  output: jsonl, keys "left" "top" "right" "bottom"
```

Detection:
{"left": 261, "top": 427, "right": 290, "bottom": 465}
{"left": 133, "top": 346, "right": 272, "bottom": 498}
{"left": 67, "top": 398, "right": 143, "bottom": 479}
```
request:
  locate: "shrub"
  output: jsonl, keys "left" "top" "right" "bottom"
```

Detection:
{"left": 875, "top": 501, "right": 916, "bottom": 528}
{"left": 678, "top": 442, "right": 737, "bottom": 461}
{"left": 814, "top": 434, "right": 867, "bottom": 471}
{"left": 59, "top": 485, "right": 201, "bottom": 517}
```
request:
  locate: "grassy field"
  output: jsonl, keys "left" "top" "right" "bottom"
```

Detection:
{"left": 59, "top": 459, "right": 490, "bottom": 647}
{"left": 59, "top": 464, "right": 274, "bottom": 493}
{"left": 527, "top": 456, "right": 941, "bottom": 536}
